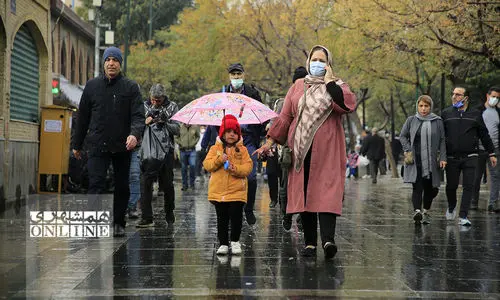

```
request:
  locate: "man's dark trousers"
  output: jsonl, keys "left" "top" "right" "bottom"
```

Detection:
{"left": 141, "top": 152, "right": 175, "bottom": 221}
{"left": 87, "top": 150, "right": 131, "bottom": 227}
{"left": 472, "top": 151, "right": 489, "bottom": 207}
{"left": 446, "top": 156, "right": 478, "bottom": 218}
{"left": 370, "top": 159, "right": 381, "bottom": 182}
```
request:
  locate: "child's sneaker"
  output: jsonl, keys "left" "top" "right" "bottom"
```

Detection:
{"left": 216, "top": 245, "right": 229, "bottom": 255}
{"left": 230, "top": 241, "right": 242, "bottom": 255}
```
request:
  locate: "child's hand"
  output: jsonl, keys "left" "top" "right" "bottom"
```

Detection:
{"left": 228, "top": 164, "right": 236, "bottom": 172}
{"left": 221, "top": 153, "right": 228, "bottom": 162}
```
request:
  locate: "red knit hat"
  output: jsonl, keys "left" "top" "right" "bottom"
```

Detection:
{"left": 219, "top": 114, "right": 241, "bottom": 138}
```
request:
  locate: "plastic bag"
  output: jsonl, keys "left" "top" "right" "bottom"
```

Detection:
{"left": 140, "top": 125, "right": 169, "bottom": 176}
{"left": 357, "top": 155, "right": 370, "bottom": 167}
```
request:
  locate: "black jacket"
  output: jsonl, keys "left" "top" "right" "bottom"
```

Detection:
{"left": 441, "top": 105, "right": 495, "bottom": 156}
{"left": 360, "top": 134, "right": 386, "bottom": 161}
{"left": 72, "top": 74, "right": 145, "bottom": 153}
{"left": 144, "top": 99, "right": 180, "bottom": 150}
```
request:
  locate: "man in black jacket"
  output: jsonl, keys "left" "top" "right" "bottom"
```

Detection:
{"left": 201, "top": 63, "right": 263, "bottom": 225}
{"left": 72, "top": 47, "right": 145, "bottom": 237}
{"left": 442, "top": 86, "right": 497, "bottom": 226}
{"left": 360, "top": 127, "right": 386, "bottom": 184}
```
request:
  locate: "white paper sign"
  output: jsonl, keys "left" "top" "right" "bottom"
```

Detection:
{"left": 44, "top": 120, "right": 62, "bottom": 133}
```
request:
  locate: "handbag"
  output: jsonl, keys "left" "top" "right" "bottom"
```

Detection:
{"left": 404, "top": 152, "right": 414, "bottom": 165}
{"left": 279, "top": 145, "right": 292, "bottom": 168}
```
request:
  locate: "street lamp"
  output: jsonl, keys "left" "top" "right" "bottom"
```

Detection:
{"left": 92, "top": 1, "right": 102, "bottom": 78}
{"left": 91, "top": 0, "right": 113, "bottom": 78}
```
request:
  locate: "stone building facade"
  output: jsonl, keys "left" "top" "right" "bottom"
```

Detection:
{"left": 0, "top": 0, "right": 94, "bottom": 210}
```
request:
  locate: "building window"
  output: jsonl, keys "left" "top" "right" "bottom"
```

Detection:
{"left": 70, "top": 47, "right": 75, "bottom": 83}
{"left": 60, "top": 40, "right": 67, "bottom": 78}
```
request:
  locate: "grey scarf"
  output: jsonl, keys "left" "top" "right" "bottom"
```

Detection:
{"left": 415, "top": 113, "right": 439, "bottom": 178}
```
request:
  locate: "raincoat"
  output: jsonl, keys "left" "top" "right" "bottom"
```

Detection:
{"left": 203, "top": 137, "right": 253, "bottom": 203}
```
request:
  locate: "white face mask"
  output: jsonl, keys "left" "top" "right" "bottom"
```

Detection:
{"left": 231, "top": 79, "right": 244, "bottom": 89}
{"left": 488, "top": 97, "right": 499, "bottom": 107}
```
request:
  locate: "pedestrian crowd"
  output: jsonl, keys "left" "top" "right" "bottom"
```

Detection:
{"left": 71, "top": 45, "right": 499, "bottom": 261}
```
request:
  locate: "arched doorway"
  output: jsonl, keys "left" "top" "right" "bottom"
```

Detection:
{"left": 70, "top": 47, "right": 76, "bottom": 83}
{"left": 60, "top": 40, "right": 67, "bottom": 78}
{"left": 9, "top": 24, "right": 39, "bottom": 122}
{"left": 51, "top": 38, "right": 55, "bottom": 72}
{"left": 79, "top": 52, "right": 84, "bottom": 85}
{"left": 0, "top": 17, "right": 6, "bottom": 119}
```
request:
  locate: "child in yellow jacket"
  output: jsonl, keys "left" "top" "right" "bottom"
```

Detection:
{"left": 203, "top": 115, "right": 253, "bottom": 255}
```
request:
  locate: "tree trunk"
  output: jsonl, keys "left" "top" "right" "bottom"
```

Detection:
{"left": 385, "top": 137, "right": 399, "bottom": 178}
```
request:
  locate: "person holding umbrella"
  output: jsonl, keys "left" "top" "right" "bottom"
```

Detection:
{"left": 203, "top": 115, "right": 253, "bottom": 255}
{"left": 254, "top": 45, "right": 356, "bottom": 259}
{"left": 200, "top": 63, "right": 263, "bottom": 226}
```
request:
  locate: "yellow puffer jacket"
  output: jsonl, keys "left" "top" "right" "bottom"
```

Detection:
{"left": 203, "top": 137, "right": 253, "bottom": 203}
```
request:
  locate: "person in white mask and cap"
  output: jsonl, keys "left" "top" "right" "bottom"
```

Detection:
{"left": 482, "top": 86, "right": 500, "bottom": 212}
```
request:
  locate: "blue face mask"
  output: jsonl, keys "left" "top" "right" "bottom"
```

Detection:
{"left": 453, "top": 98, "right": 467, "bottom": 109}
{"left": 309, "top": 61, "right": 326, "bottom": 77}
{"left": 231, "top": 79, "right": 244, "bottom": 89}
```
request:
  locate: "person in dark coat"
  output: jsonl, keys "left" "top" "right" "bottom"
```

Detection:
{"left": 136, "top": 84, "right": 180, "bottom": 228}
{"left": 391, "top": 134, "right": 403, "bottom": 168}
{"left": 201, "top": 63, "right": 263, "bottom": 225}
{"left": 442, "top": 86, "right": 497, "bottom": 226}
{"left": 72, "top": 46, "right": 145, "bottom": 237}
{"left": 360, "top": 127, "right": 386, "bottom": 183}
{"left": 400, "top": 95, "right": 447, "bottom": 224}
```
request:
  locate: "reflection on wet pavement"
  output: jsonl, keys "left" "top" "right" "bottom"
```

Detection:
{"left": 1, "top": 175, "right": 499, "bottom": 298}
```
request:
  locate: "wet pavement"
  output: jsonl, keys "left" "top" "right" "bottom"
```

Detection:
{"left": 1, "top": 173, "right": 500, "bottom": 299}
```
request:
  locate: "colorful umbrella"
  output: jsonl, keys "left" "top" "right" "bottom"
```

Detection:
{"left": 171, "top": 93, "right": 278, "bottom": 125}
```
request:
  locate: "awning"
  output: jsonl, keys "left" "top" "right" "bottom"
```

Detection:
{"left": 54, "top": 73, "right": 84, "bottom": 107}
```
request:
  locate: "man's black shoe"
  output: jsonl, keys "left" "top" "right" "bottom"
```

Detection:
{"left": 245, "top": 210, "right": 256, "bottom": 225}
{"left": 113, "top": 224, "right": 125, "bottom": 237}
{"left": 181, "top": 186, "right": 188, "bottom": 191}
{"left": 282, "top": 214, "right": 292, "bottom": 232}
{"left": 269, "top": 200, "right": 278, "bottom": 208}
{"left": 488, "top": 205, "right": 495, "bottom": 213}
{"left": 136, "top": 219, "right": 154, "bottom": 228}
{"left": 300, "top": 246, "right": 317, "bottom": 257}
{"left": 166, "top": 211, "right": 175, "bottom": 224}
{"left": 324, "top": 242, "right": 338, "bottom": 259}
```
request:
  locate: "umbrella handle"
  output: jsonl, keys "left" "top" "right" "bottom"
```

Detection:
{"left": 238, "top": 104, "right": 245, "bottom": 118}
{"left": 223, "top": 108, "right": 226, "bottom": 154}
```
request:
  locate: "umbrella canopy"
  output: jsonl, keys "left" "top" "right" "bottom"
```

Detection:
{"left": 171, "top": 92, "right": 277, "bottom": 125}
